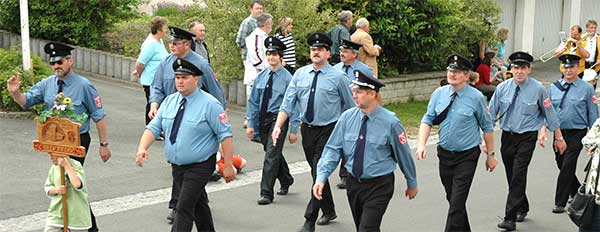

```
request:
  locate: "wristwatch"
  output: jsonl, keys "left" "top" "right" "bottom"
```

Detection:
{"left": 100, "top": 142, "right": 109, "bottom": 147}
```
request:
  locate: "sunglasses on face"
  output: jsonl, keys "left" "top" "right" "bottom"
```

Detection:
{"left": 49, "top": 59, "right": 64, "bottom": 66}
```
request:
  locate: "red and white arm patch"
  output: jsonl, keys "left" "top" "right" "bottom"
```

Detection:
{"left": 543, "top": 97, "right": 551, "bottom": 108}
{"left": 94, "top": 96, "right": 102, "bottom": 108}
{"left": 593, "top": 95, "right": 598, "bottom": 104}
{"left": 398, "top": 131, "right": 407, "bottom": 145}
{"left": 218, "top": 112, "right": 229, "bottom": 124}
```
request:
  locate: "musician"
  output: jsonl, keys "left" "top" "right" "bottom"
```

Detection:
{"left": 554, "top": 25, "right": 590, "bottom": 77}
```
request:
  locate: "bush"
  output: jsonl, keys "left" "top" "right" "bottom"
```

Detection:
{"left": 319, "top": 0, "right": 501, "bottom": 75}
{"left": 0, "top": 47, "right": 53, "bottom": 113}
{"left": 0, "top": 0, "right": 141, "bottom": 48}
{"left": 101, "top": 16, "right": 154, "bottom": 58}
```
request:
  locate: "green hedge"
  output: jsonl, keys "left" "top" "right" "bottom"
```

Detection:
{"left": 0, "top": 47, "right": 52, "bottom": 113}
{"left": 319, "top": 0, "right": 502, "bottom": 75}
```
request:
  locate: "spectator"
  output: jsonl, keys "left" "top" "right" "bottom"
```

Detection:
{"left": 275, "top": 17, "right": 297, "bottom": 74}
{"left": 474, "top": 51, "right": 498, "bottom": 100}
{"left": 133, "top": 16, "right": 169, "bottom": 126}
{"left": 495, "top": 28, "right": 510, "bottom": 67}
{"left": 190, "top": 21, "right": 210, "bottom": 64}
{"left": 244, "top": 13, "right": 273, "bottom": 106}
{"left": 235, "top": 0, "right": 264, "bottom": 61}
{"left": 352, "top": 18, "right": 381, "bottom": 78}
{"left": 328, "top": 10, "right": 353, "bottom": 63}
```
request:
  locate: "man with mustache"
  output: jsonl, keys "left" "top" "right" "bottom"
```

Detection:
{"left": 272, "top": 32, "right": 354, "bottom": 232}
{"left": 7, "top": 42, "right": 111, "bottom": 232}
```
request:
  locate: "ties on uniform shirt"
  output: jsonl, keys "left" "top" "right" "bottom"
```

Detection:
{"left": 57, "top": 79, "right": 65, "bottom": 94}
{"left": 305, "top": 70, "right": 321, "bottom": 123}
{"left": 169, "top": 98, "right": 187, "bottom": 145}
{"left": 559, "top": 82, "right": 573, "bottom": 108}
{"left": 432, "top": 92, "right": 457, "bottom": 125}
{"left": 500, "top": 85, "right": 520, "bottom": 120}
{"left": 260, "top": 71, "right": 275, "bottom": 117}
{"left": 352, "top": 115, "right": 369, "bottom": 179}
{"left": 343, "top": 65, "right": 351, "bottom": 75}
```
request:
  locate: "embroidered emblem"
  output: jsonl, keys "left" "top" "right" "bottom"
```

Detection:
{"left": 218, "top": 112, "right": 229, "bottom": 124}
{"left": 398, "top": 131, "right": 407, "bottom": 145}
{"left": 543, "top": 97, "right": 551, "bottom": 108}
{"left": 94, "top": 96, "right": 102, "bottom": 108}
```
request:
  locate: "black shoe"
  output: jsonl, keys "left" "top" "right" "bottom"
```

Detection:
{"left": 515, "top": 211, "right": 527, "bottom": 222}
{"left": 88, "top": 228, "right": 99, "bottom": 232}
{"left": 167, "top": 209, "right": 176, "bottom": 224}
{"left": 552, "top": 205, "right": 566, "bottom": 214}
{"left": 297, "top": 220, "right": 315, "bottom": 232}
{"left": 257, "top": 196, "right": 272, "bottom": 205}
{"left": 210, "top": 173, "right": 222, "bottom": 181}
{"left": 497, "top": 219, "right": 516, "bottom": 231}
{"left": 316, "top": 213, "right": 337, "bottom": 225}
{"left": 278, "top": 179, "right": 294, "bottom": 195}
{"left": 336, "top": 178, "right": 348, "bottom": 189}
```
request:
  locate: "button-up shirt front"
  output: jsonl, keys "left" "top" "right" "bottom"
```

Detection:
{"left": 280, "top": 63, "right": 354, "bottom": 126}
{"left": 316, "top": 106, "right": 417, "bottom": 189}
{"left": 421, "top": 84, "right": 493, "bottom": 151}
{"left": 333, "top": 59, "right": 374, "bottom": 80}
{"left": 489, "top": 77, "right": 560, "bottom": 133}
{"left": 147, "top": 89, "right": 232, "bottom": 165}
{"left": 548, "top": 78, "right": 598, "bottom": 129}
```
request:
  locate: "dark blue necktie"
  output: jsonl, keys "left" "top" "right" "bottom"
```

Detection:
{"left": 559, "top": 83, "right": 573, "bottom": 108}
{"left": 260, "top": 71, "right": 275, "bottom": 117}
{"left": 305, "top": 70, "right": 321, "bottom": 123}
{"left": 500, "top": 85, "right": 520, "bottom": 119}
{"left": 57, "top": 80, "right": 64, "bottom": 94}
{"left": 432, "top": 92, "right": 457, "bottom": 125}
{"left": 352, "top": 115, "right": 368, "bottom": 179}
{"left": 169, "top": 98, "right": 186, "bottom": 145}
{"left": 343, "top": 65, "right": 351, "bottom": 75}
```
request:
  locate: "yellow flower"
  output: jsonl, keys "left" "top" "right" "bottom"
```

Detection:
{"left": 62, "top": 97, "right": 71, "bottom": 104}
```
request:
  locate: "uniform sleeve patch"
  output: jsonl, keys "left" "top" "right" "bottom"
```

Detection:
{"left": 593, "top": 95, "right": 598, "bottom": 104}
{"left": 218, "top": 112, "right": 229, "bottom": 124}
{"left": 94, "top": 96, "right": 102, "bottom": 108}
{"left": 398, "top": 131, "right": 407, "bottom": 145}
{"left": 543, "top": 97, "right": 551, "bottom": 108}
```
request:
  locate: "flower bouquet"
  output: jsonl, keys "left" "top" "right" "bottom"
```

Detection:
{"left": 38, "top": 92, "right": 88, "bottom": 125}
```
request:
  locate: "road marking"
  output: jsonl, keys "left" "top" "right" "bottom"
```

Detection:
{"left": 0, "top": 136, "right": 431, "bottom": 232}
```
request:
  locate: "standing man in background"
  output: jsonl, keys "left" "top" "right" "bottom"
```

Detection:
{"left": 190, "top": 21, "right": 210, "bottom": 64}
{"left": 328, "top": 10, "right": 353, "bottom": 63}
{"left": 351, "top": 18, "right": 381, "bottom": 78}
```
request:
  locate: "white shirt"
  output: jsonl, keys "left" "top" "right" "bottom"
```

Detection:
{"left": 243, "top": 28, "right": 268, "bottom": 84}
{"left": 585, "top": 33, "right": 598, "bottom": 62}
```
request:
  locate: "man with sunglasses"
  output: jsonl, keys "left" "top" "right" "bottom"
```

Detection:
{"left": 7, "top": 41, "right": 110, "bottom": 232}
{"left": 148, "top": 25, "right": 226, "bottom": 224}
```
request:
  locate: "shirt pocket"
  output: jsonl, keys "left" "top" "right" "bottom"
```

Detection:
{"left": 71, "top": 99, "right": 86, "bottom": 115}
{"left": 522, "top": 101, "right": 538, "bottom": 115}
{"left": 161, "top": 112, "right": 176, "bottom": 127}
{"left": 343, "top": 133, "right": 358, "bottom": 155}
{"left": 185, "top": 114, "right": 209, "bottom": 130}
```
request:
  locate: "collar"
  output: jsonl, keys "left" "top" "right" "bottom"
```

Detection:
{"left": 560, "top": 78, "right": 578, "bottom": 86}
{"left": 311, "top": 63, "right": 333, "bottom": 74}
{"left": 269, "top": 65, "right": 284, "bottom": 74}
{"left": 58, "top": 72, "right": 76, "bottom": 86}
{"left": 178, "top": 88, "right": 201, "bottom": 102}
{"left": 359, "top": 105, "right": 382, "bottom": 120}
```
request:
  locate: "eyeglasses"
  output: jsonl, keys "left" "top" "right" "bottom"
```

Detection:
{"left": 49, "top": 60, "right": 64, "bottom": 66}
{"left": 169, "top": 41, "right": 185, "bottom": 46}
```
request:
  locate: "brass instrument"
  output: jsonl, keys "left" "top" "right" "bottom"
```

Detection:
{"left": 540, "top": 32, "right": 589, "bottom": 62}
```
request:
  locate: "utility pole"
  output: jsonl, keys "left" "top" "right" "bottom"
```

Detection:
{"left": 20, "top": 0, "right": 31, "bottom": 71}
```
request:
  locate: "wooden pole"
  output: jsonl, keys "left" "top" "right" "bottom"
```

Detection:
{"left": 60, "top": 166, "right": 68, "bottom": 232}
{"left": 18, "top": 0, "right": 32, "bottom": 71}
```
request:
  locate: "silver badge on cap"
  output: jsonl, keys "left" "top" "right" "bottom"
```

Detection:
{"left": 177, "top": 59, "right": 181, "bottom": 65}
{"left": 566, "top": 59, "right": 570, "bottom": 63}
{"left": 454, "top": 56, "right": 458, "bottom": 61}
{"left": 49, "top": 44, "right": 54, "bottom": 49}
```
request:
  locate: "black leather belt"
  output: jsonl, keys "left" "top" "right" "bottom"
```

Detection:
{"left": 350, "top": 172, "right": 393, "bottom": 183}
{"left": 503, "top": 130, "right": 537, "bottom": 136}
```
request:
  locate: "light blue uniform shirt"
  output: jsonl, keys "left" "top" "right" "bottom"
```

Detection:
{"left": 24, "top": 72, "right": 106, "bottom": 133}
{"left": 137, "top": 35, "right": 168, "bottom": 86}
{"left": 147, "top": 89, "right": 232, "bottom": 165}
{"left": 246, "top": 67, "right": 300, "bottom": 134}
{"left": 421, "top": 85, "right": 494, "bottom": 151}
{"left": 150, "top": 51, "right": 226, "bottom": 108}
{"left": 280, "top": 63, "right": 354, "bottom": 125}
{"left": 548, "top": 78, "right": 598, "bottom": 129}
{"left": 316, "top": 106, "right": 417, "bottom": 189}
{"left": 489, "top": 77, "right": 560, "bottom": 133}
{"left": 333, "top": 59, "right": 374, "bottom": 80}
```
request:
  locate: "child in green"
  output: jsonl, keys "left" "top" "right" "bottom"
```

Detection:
{"left": 44, "top": 155, "right": 91, "bottom": 232}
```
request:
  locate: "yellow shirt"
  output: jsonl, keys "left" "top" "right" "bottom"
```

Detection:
{"left": 560, "top": 40, "right": 588, "bottom": 74}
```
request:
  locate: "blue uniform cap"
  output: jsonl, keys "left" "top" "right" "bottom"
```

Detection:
{"left": 173, "top": 58, "right": 203, "bottom": 76}
{"left": 558, "top": 54, "right": 580, "bottom": 68}
{"left": 307, "top": 32, "right": 332, "bottom": 50}
{"left": 264, "top": 36, "right": 286, "bottom": 52}
{"left": 44, "top": 42, "right": 74, "bottom": 62}
{"left": 351, "top": 70, "right": 385, "bottom": 92}
{"left": 446, "top": 54, "right": 473, "bottom": 71}
{"left": 168, "top": 26, "right": 195, "bottom": 41}
{"left": 340, "top": 39, "right": 361, "bottom": 51}
{"left": 508, "top": 51, "right": 533, "bottom": 67}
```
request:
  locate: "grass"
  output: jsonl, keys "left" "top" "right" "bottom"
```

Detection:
{"left": 383, "top": 100, "right": 430, "bottom": 137}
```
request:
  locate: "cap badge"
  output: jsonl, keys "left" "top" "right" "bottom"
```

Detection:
{"left": 454, "top": 56, "right": 457, "bottom": 61}
{"left": 52, "top": 51, "right": 55, "bottom": 55}
{"left": 49, "top": 44, "right": 54, "bottom": 49}
{"left": 177, "top": 59, "right": 181, "bottom": 65}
